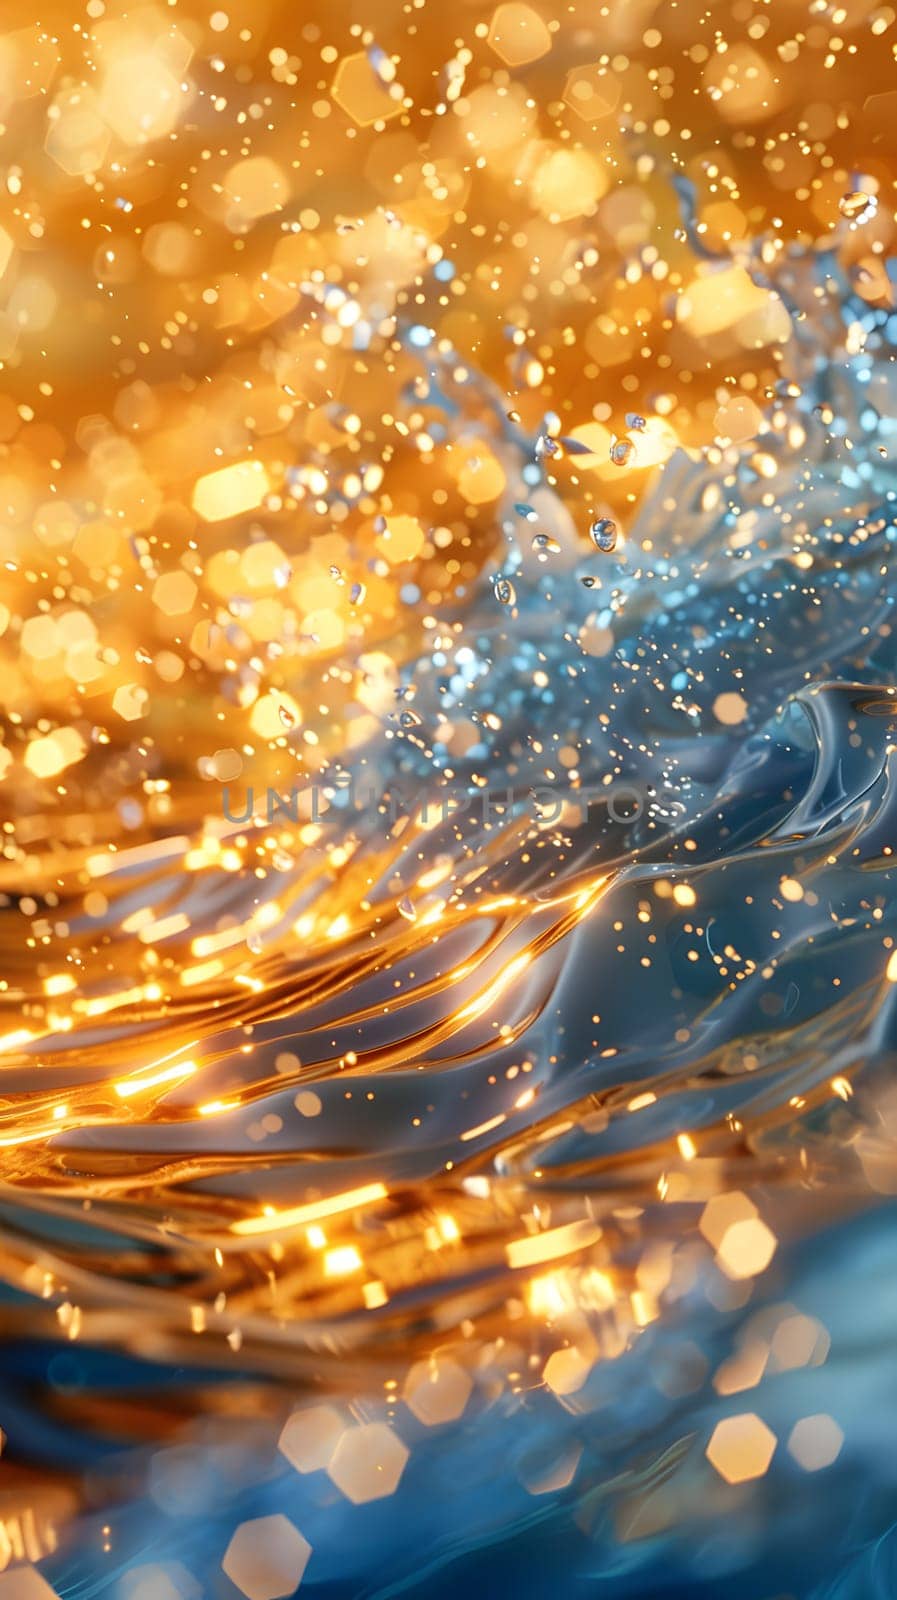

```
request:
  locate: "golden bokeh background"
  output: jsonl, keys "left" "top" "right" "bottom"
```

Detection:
{"left": 0, "top": 0, "right": 893, "bottom": 848}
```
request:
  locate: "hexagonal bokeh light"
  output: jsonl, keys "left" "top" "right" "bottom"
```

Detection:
{"left": 222, "top": 1516, "right": 312, "bottom": 1600}
{"left": 326, "top": 1423, "right": 410, "bottom": 1505}
{"left": 706, "top": 1415, "right": 778, "bottom": 1485}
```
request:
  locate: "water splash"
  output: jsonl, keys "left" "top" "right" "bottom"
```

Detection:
{"left": 0, "top": 232, "right": 894, "bottom": 1596}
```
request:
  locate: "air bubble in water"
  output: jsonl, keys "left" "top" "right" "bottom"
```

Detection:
{"left": 493, "top": 575, "right": 517, "bottom": 606}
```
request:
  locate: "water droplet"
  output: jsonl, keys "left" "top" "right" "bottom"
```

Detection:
{"left": 350, "top": 581, "right": 366, "bottom": 605}
{"left": 278, "top": 703, "right": 296, "bottom": 729}
{"left": 625, "top": 412, "right": 646, "bottom": 431}
{"left": 581, "top": 575, "right": 598, "bottom": 589}
{"left": 839, "top": 190, "right": 875, "bottom": 222}
{"left": 493, "top": 575, "right": 517, "bottom": 606}
{"left": 532, "top": 533, "right": 561, "bottom": 555}
{"left": 609, "top": 437, "right": 635, "bottom": 466}
{"left": 535, "top": 433, "right": 559, "bottom": 459}
{"left": 514, "top": 502, "right": 538, "bottom": 521}
{"left": 589, "top": 518, "right": 618, "bottom": 553}
{"left": 330, "top": 564, "right": 345, "bottom": 585}
{"left": 398, "top": 897, "right": 417, "bottom": 922}
{"left": 398, "top": 708, "right": 423, "bottom": 728}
